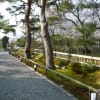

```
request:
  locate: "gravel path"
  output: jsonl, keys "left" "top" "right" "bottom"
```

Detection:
{"left": 0, "top": 52, "right": 77, "bottom": 100}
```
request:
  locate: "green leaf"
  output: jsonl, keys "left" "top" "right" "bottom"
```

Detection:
{"left": 59, "top": 1, "right": 74, "bottom": 12}
{"left": 47, "top": 16, "right": 60, "bottom": 24}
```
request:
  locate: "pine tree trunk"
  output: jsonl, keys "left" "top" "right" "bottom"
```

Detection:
{"left": 40, "top": 0, "right": 55, "bottom": 69}
{"left": 25, "top": 0, "right": 31, "bottom": 58}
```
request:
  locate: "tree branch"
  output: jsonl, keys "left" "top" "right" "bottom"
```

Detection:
{"left": 63, "top": 13, "right": 78, "bottom": 26}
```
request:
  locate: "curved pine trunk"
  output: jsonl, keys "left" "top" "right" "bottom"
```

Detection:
{"left": 40, "top": 0, "right": 55, "bottom": 69}
{"left": 25, "top": 0, "right": 32, "bottom": 58}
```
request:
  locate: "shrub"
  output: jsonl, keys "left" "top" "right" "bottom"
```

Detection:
{"left": 67, "top": 61, "right": 97, "bottom": 75}
{"left": 82, "top": 63, "right": 96, "bottom": 74}
{"left": 54, "top": 58, "right": 70, "bottom": 69}
{"left": 59, "top": 60, "right": 70, "bottom": 66}
{"left": 70, "top": 62, "right": 82, "bottom": 73}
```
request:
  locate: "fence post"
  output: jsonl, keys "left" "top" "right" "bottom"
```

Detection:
{"left": 97, "top": 89, "right": 100, "bottom": 100}
{"left": 34, "top": 64, "right": 37, "bottom": 71}
{"left": 90, "top": 89, "right": 99, "bottom": 100}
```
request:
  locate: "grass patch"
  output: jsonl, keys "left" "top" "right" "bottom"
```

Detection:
{"left": 56, "top": 69, "right": 100, "bottom": 88}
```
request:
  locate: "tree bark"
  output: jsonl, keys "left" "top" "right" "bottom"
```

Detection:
{"left": 40, "top": 0, "right": 55, "bottom": 69}
{"left": 25, "top": 0, "right": 31, "bottom": 58}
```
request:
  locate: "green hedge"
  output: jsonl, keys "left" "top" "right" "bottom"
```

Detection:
{"left": 82, "top": 63, "right": 96, "bottom": 73}
{"left": 69, "top": 62, "right": 82, "bottom": 73}
{"left": 68, "top": 62, "right": 97, "bottom": 75}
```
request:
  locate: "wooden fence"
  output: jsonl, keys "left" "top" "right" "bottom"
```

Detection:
{"left": 34, "top": 49, "right": 100, "bottom": 67}
{"left": 53, "top": 51, "right": 100, "bottom": 67}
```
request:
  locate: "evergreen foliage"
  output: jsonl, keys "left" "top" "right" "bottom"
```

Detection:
{"left": 2, "top": 36, "right": 9, "bottom": 51}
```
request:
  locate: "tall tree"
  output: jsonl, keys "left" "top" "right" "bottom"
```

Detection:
{"left": 76, "top": 23, "right": 96, "bottom": 54}
{"left": 39, "top": 0, "right": 55, "bottom": 69}
{"left": 53, "top": 0, "right": 99, "bottom": 54}
{"left": 24, "top": 0, "right": 32, "bottom": 58}
{"left": 6, "top": 0, "right": 39, "bottom": 58}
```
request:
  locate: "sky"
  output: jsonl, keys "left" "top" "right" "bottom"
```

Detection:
{"left": 0, "top": 2, "right": 24, "bottom": 41}
{"left": 0, "top": 0, "right": 39, "bottom": 41}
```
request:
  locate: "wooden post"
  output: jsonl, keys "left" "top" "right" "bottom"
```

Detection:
{"left": 34, "top": 64, "right": 37, "bottom": 71}
{"left": 97, "top": 89, "right": 100, "bottom": 100}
